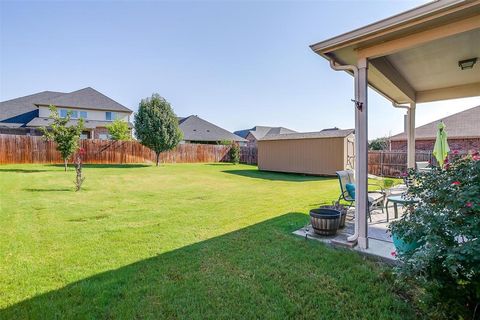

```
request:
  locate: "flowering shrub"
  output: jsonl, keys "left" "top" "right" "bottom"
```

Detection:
{"left": 390, "top": 152, "right": 480, "bottom": 319}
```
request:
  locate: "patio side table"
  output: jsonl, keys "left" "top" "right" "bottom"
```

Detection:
{"left": 385, "top": 195, "right": 419, "bottom": 221}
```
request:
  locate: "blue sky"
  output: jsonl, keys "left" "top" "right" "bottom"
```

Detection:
{"left": 1, "top": 0, "right": 479, "bottom": 138}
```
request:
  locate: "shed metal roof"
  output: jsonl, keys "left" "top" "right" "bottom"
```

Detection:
{"left": 260, "top": 129, "right": 354, "bottom": 141}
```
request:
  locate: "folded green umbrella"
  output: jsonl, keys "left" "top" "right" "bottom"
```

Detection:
{"left": 432, "top": 121, "right": 450, "bottom": 168}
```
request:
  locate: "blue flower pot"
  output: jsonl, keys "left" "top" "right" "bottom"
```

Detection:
{"left": 392, "top": 233, "right": 421, "bottom": 253}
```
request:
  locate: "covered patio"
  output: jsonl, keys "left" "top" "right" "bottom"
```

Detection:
{"left": 309, "top": 0, "right": 480, "bottom": 249}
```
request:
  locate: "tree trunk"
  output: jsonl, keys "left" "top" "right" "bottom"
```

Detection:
{"left": 156, "top": 152, "right": 160, "bottom": 167}
{"left": 64, "top": 158, "right": 67, "bottom": 172}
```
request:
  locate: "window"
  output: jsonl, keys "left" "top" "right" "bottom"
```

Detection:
{"left": 59, "top": 109, "right": 79, "bottom": 118}
{"left": 80, "top": 133, "right": 89, "bottom": 140}
{"left": 80, "top": 111, "right": 88, "bottom": 119}
{"left": 99, "top": 133, "right": 109, "bottom": 140}
{"left": 105, "top": 112, "right": 116, "bottom": 121}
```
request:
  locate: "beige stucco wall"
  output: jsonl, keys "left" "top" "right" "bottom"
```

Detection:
{"left": 258, "top": 136, "right": 352, "bottom": 176}
{"left": 38, "top": 106, "right": 130, "bottom": 122}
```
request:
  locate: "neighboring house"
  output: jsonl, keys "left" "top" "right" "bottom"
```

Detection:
{"left": 178, "top": 115, "right": 247, "bottom": 145}
{"left": 390, "top": 105, "right": 480, "bottom": 152}
{"left": 234, "top": 126, "right": 296, "bottom": 146}
{"left": 0, "top": 87, "right": 133, "bottom": 140}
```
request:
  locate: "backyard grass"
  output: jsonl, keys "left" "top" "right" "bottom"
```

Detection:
{"left": 0, "top": 163, "right": 417, "bottom": 319}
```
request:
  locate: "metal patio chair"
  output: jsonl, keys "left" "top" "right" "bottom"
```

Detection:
{"left": 336, "top": 170, "right": 386, "bottom": 222}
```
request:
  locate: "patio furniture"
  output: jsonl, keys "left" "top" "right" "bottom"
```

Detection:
{"left": 309, "top": 208, "right": 341, "bottom": 236}
{"left": 336, "top": 170, "right": 386, "bottom": 222}
{"left": 416, "top": 161, "right": 432, "bottom": 173}
{"left": 385, "top": 195, "right": 419, "bottom": 221}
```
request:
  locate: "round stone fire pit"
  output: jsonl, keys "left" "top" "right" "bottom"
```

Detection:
{"left": 309, "top": 208, "right": 341, "bottom": 236}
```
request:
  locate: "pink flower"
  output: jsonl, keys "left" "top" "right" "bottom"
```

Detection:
{"left": 390, "top": 251, "right": 397, "bottom": 257}
{"left": 453, "top": 150, "right": 459, "bottom": 155}
{"left": 451, "top": 181, "right": 461, "bottom": 186}
{"left": 400, "top": 172, "right": 408, "bottom": 177}
{"left": 473, "top": 154, "right": 480, "bottom": 161}
{"left": 466, "top": 202, "right": 473, "bottom": 208}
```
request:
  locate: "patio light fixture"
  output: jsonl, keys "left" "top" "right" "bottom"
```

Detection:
{"left": 458, "top": 57, "right": 477, "bottom": 70}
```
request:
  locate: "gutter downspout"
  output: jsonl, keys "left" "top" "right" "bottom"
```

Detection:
{"left": 329, "top": 60, "right": 360, "bottom": 243}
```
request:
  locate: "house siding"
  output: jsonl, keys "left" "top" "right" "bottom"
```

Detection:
{"left": 38, "top": 106, "right": 130, "bottom": 122}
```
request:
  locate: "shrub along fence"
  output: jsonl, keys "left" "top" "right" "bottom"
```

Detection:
{"left": 0, "top": 134, "right": 260, "bottom": 165}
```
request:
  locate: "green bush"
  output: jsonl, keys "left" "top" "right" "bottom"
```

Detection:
{"left": 229, "top": 142, "right": 240, "bottom": 164}
{"left": 390, "top": 152, "right": 480, "bottom": 319}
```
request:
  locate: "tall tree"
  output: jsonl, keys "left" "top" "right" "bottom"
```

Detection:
{"left": 41, "top": 106, "right": 84, "bottom": 171}
{"left": 134, "top": 94, "right": 183, "bottom": 166}
{"left": 106, "top": 119, "right": 131, "bottom": 141}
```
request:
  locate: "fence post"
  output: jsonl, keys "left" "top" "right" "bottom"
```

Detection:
{"left": 380, "top": 151, "right": 384, "bottom": 177}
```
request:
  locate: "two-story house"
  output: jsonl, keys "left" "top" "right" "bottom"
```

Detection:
{"left": 0, "top": 87, "right": 133, "bottom": 139}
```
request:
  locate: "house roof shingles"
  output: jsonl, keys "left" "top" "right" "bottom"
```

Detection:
{"left": 260, "top": 128, "right": 355, "bottom": 141}
{"left": 390, "top": 105, "right": 480, "bottom": 141}
{"left": 36, "top": 87, "right": 132, "bottom": 113}
{"left": 1, "top": 88, "right": 132, "bottom": 128}
{"left": 179, "top": 115, "right": 247, "bottom": 142}
{"left": 0, "top": 91, "right": 64, "bottom": 123}
{"left": 234, "top": 126, "right": 296, "bottom": 139}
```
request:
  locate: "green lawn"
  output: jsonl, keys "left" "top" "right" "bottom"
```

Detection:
{"left": 0, "top": 163, "right": 417, "bottom": 319}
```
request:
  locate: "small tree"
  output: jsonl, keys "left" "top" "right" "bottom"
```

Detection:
{"left": 74, "top": 148, "right": 86, "bottom": 191}
{"left": 106, "top": 119, "right": 131, "bottom": 141}
{"left": 369, "top": 137, "right": 389, "bottom": 150}
{"left": 41, "top": 106, "right": 84, "bottom": 171}
{"left": 134, "top": 94, "right": 183, "bottom": 166}
{"left": 229, "top": 142, "right": 240, "bottom": 164}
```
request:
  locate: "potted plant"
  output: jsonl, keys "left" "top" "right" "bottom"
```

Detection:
{"left": 309, "top": 208, "right": 341, "bottom": 236}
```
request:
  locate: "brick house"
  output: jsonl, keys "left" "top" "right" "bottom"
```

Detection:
{"left": 0, "top": 87, "right": 133, "bottom": 139}
{"left": 390, "top": 105, "right": 480, "bottom": 152}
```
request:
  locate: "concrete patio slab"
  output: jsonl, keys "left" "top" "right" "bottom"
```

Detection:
{"left": 293, "top": 207, "right": 405, "bottom": 263}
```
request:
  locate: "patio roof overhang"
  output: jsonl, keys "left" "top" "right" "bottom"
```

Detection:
{"left": 310, "top": 0, "right": 480, "bottom": 104}
{"left": 309, "top": 0, "right": 480, "bottom": 250}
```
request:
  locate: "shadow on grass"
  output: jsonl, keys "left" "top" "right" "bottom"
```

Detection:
{"left": 222, "top": 169, "right": 330, "bottom": 182}
{"left": 24, "top": 188, "right": 72, "bottom": 192}
{"left": 0, "top": 168, "right": 50, "bottom": 173}
{"left": 0, "top": 213, "right": 416, "bottom": 320}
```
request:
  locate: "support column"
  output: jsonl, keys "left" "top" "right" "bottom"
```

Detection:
{"left": 356, "top": 58, "right": 369, "bottom": 249}
{"left": 406, "top": 103, "right": 416, "bottom": 168}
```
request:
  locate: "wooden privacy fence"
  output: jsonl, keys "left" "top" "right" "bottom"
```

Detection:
{"left": 0, "top": 135, "right": 233, "bottom": 165}
{"left": 239, "top": 146, "right": 258, "bottom": 165}
{"left": 368, "top": 150, "right": 434, "bottom": 177}
{"left": 0, "top": 134, "right": 261, "bottom": 165}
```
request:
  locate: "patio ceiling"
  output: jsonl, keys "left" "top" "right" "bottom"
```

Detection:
{"left": 310, "top": 0, "right": 480, "bottom": 104}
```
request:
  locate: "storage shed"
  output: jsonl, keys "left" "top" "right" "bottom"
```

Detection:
{"left": 258, "top": 129, "right": 355, "bottom": 176}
